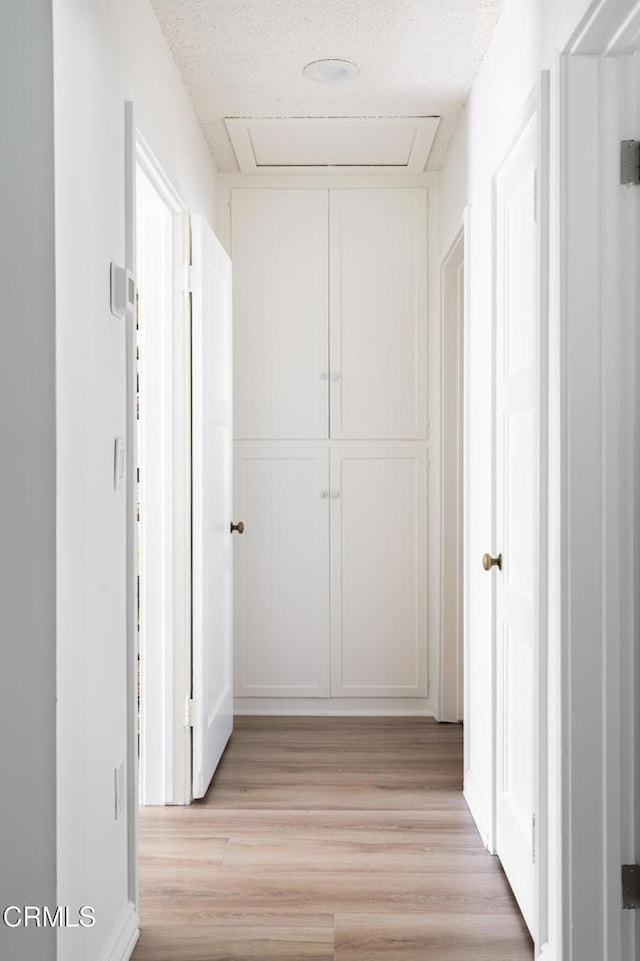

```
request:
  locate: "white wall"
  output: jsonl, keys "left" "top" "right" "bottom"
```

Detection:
{"left": 53, "top": 0, "right": 219, "bottom": 958}
{"left": 440, "top": 0, "right": 597, "bottom": 254}
{"left": 0, "top": 3, "right": 57, "bottom": 960}
{"left": 437, "top": 0, "right": 599, "bottom": 958}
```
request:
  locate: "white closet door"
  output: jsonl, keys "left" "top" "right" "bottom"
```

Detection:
{"left": 234, "top": 445, "right": 330, "bottom": 696}
{"left": 232, "top": 189, "right": 329, "bottom": 439}
{"left": 330, "top": 445, "right": 428, "bottom": 696}
{"left": 329, "top": 189, "right": 427, "bottom": 440}
{"left": 191, "top": 216, "right": 234, "bottom": 800}
{"left": 494, "top": 109, "right": 540, "bottom": 935}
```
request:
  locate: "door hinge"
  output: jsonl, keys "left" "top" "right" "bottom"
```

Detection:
{"left": 183, "top": 264, "right": 193, "bottom": 293}
{"left": 531, "top": 814, "right": 536, "bottom": 864}
{"left": 620, "top": 140, "right": 640, "bottom": 185}
{"left": 184, "top": 696, "right": 195, "bottom": 728}
{"left": 622, "top": 865, "right": 640, "bottom": 909}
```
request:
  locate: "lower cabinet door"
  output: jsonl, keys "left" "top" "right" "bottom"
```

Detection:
{"left": 330, "top": 445, "right": 428, "bottom": 697}
{"left": 233, "top": 445, "right": 330, "bottom": 696}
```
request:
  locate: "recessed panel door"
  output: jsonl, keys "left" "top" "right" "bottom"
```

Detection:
{"left": 329, "top": 189, "right": 427, "bottom": 440}
{"left": 232, "top": 189, "right": 329, "bottom": 439}
{"left": 494, "top": 111, "right": 540, "bottom": 934}
{"left": 234, "top": 445, "right": 330, "bottom": 697}
{"left": 330, "top": 444, "right": 428, "bottom": 697}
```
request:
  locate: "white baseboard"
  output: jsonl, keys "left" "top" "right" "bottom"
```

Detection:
{"left": 234, "top": 696, "right": 435, "bottom": 717}
{"left": 463, "top": 770, "right": 492, "bottom": 851}
{"left": 98, "top": 901, "right": 139, "bottom": 961}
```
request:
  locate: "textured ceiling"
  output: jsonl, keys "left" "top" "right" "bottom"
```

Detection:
{"left": 150, "top": 0, "right": 504, "bottom": 172}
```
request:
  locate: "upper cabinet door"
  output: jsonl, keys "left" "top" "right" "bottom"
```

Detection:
{"left": 232, "top": 189, "right": 329, "bottom": 439}
{"left": 329, "top": 189, "right": 428, "bottom": 440}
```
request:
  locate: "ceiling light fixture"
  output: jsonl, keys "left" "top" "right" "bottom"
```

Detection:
{"left": 303, "top": 59, "right": 359, "bottom": 84}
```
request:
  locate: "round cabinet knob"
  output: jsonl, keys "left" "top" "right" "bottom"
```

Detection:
{"left": 330, "top": 372, "right": 341, "bottom": 382}
{"left": 320, "top": 490, "right": 330, "bottom": 499}
{"left": 331, "top": 490, "right": 340, "bottom": 498}
{"left": 319, "top": 372, "right": 329, "bottom": 381}
{"left": 482, "top": 552, "right": 502, "bottom": 571}
{"left": 230, "top": 521, "right": 245, "bottom": 535}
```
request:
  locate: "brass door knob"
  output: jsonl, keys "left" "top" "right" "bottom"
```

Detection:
{"left": 482, "top": 552, "right": 502, "bottom": 571}
{"left": 230, "top": 521, "right": 245, "bottom": 534}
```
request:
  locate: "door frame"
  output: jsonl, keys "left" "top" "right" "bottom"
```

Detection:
{"left": 124, "top": 101, "right": 193, "bottom": 905}
{"left": 438, "top": 223, "right": 466, "bottom": 722}
{"left": 135, "top": 131, "right": 192, "bottom": 808}
{"left": 135, "top": 136, "right": 192, "bottom": 808}
{"left": 560, "top": 3, "right": 640, "bottom": 958}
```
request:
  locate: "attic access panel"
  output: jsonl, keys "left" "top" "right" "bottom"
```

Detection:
{"left": 225, "top": 117, "right": 440, "bottom": 174}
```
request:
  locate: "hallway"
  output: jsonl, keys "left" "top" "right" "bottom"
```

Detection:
{"left": 133, "top": 717, "right": 532, "bottom": 960}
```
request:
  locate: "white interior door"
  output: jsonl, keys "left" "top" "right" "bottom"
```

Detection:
{"left": 232, "top": 189, "right": 329, "bottom": 440}
{"left": 330, "top": 444, "right": 428, "bottom": 697}
{"left": 191, "top": 215, "right": 234, "bottom": 799}
{"left": 329, "top": 189, "right": 427, "bottom": 440}
{"left": 233, "top": 444, "right": 330, "bottom": 697}
{"left": 493, "top": 111, "right": 540, "bottom": 934}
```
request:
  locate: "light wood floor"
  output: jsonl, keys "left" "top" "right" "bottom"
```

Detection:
{"left": 133, "top": 716, "right": 533, "bottom": 960}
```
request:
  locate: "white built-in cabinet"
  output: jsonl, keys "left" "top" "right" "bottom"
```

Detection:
{"left": 329, "top": 445, "right": 428, "bottom": 697}
{"left": 233, "top": 190, "right": 329, "bottom": 439}
{"left": 232, "top": 186, "right": 429, "bottom": 701}
{"left": 234, "top": 443, "right": 428, "bottom": 698}
{"left": 233, "top": 446, "right": 330, "bottom": 697}
{"left": 329, "top": 190, "right": 427, "bottom": 439}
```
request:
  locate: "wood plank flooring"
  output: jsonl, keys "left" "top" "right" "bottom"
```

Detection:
{"left": 133, "top": 717, "right": 533, "bottom": 960}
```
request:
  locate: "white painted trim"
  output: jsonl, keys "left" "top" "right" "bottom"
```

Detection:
{"left": 234, "top": 438, "right": 436, "bottom": 451}
{"left": 234, "top": 697, "right": 435, "bottom": 717}
{"left": 559, "top": 4, "right": 640, "bottom": 954}
{"left": 134, "top": 134, "right": 192, "bottom": 808}
{"left": 124, "top": 99, "right": 138, "bottom": 911}
{"left": 136, "top": 131, "right": 185, "bottom": 214}
{"left": 96, "top": 901, "right": 139, "bottom": 961}
{"left": 427, "top": 178, "right": 442, "bottom": 720}
{"left": 536, "top": 69, "right": 552, "bottom": 957}
{"left": 566, "top": 0, "right": 640, "bottom": 54}
{"left": 136, "top": 160, "right": 177, "bottom": 806}
{"left": 438, "top": 226, "right": 465, "bottom": 723}
{"left": 220, "top": 170, "right": 438, "bottom": 191}
{"left": 461, "top": 203, "right": 473, "bottom": 800}
{"left": 124, "top": 100, "right": 194, "bottom": 920}
{"left": 171, "top": 208, "right": 193, "bottom": 808}
{"left": 559, "top": 55, "right": 605, "bottom": 961}
{"left": 545, "top": 56, "right": 563, "bottom": 961}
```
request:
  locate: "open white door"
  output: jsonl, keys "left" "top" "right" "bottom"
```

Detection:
{"left": 191, "top": 215, "right": 234, "bottom": 800}
{"left": 492, "top": 103, "right": 542, "bottom": 935}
